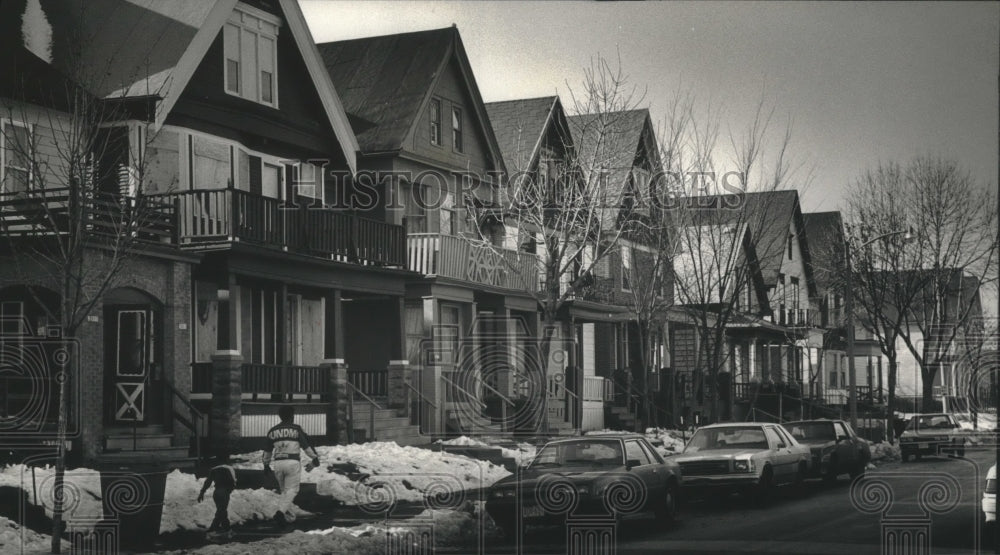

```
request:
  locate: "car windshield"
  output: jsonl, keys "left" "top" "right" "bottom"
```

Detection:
{"left": 683, "top": 426, "right": 768, "bottom": 453}
{"left": 529, "top": 440, "right": 624, "bottom": 468}
{"left": 785, "top": 422, "right": 836, "bottom": 443}
{"left": 907, "top": 415, "right": 958, "bottom": 430}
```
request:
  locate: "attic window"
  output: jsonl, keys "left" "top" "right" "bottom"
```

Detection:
{"left": 788, "top": 234, "right": 793, "bottom": 260}
{"left": 223, "top": 4, "right": 281, "bottom": 107}
{"left": 452, "top": 107, "right": 464, "bottom": 153}
{"left": 429, "top": 99, "right": 442, "bottom": 146}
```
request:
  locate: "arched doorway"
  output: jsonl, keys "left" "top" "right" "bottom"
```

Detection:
{"left": 103, "top": 288, "right": 163, "bottom": 426}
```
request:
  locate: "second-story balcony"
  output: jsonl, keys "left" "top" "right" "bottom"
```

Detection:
{"left": 407, "top": 233, "right": 538, "bottom": 292}
{"left": 156, "top": 188, "right": 406, "bottom": 267}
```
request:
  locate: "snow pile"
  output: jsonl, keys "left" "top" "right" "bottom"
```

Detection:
{"left": 162, "top": 470, "right": 308, "bottom": 533}
{"left": 584, "top": 429, "right": 634, "bottom": 435}
{"left": 0, "top": 464, "right": 304, "bottom": 535}
{"left": 500, "top": 443, "right": 537, "bottom": 466}
{"left": 159, "top": 506, "right": 484, "bottom": 554}
{"left": 0, "top": 515, "right": 50, "bottom": 553}
{"left": 645, "top": 428, "right": 688, "bottom": 455}
{"left": 237, "top": 442, "right": 510, "bottom": 505}
{"left": 435, "top": 436, "right": 489, "bottom": 447}
{"left": 868, "top": 441, "right": 901, "bottom": 463}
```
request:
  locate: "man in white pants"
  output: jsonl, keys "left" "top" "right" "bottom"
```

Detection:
{"left": 263, "top": 405, "right": 320, "bottom": 525}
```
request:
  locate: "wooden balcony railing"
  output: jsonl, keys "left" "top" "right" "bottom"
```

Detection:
{"left": 0, "top": 187, "right": 176, "bottom": 244}
{"left": 407, "top": 233, "right": 538, "bottom": 292}
{"left": 578, "top": 275, "right": 617, "bottom": 304}
{"left": 241, "top": 363, "right": 329, "bottom": 396}
{"left": 154, "top": 189, "right": 405, "bottom": 266}
{"left": 347, "top": 369, "right": 387, "bottom": 398}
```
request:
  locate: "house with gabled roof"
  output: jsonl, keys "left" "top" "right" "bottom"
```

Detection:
{"left": 1, "top": 0, "right": 417, "bottom": 465}
{"left": 318, "top": 27, "right": 543, "bottom": 437}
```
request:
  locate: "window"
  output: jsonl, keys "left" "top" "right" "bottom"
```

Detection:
{"left": 429, "top": 99, "right": 442, "bottom": 146}
{"left": 624, "top": 441, "right": 650, "bottom": 465}
{"left": 790, "top": 277, "right": 800, "bottom": 313}
{"left": 763, "top": 426, "right": 785, "bottom": 448}
{"left": 405, "top": 183, "right": 428, "bottom": 233}
{"left": 621, "top": 245, "right": 632, "bottom": 291}
{"left": 440, "top": 191, "right": 456, "bottom": 235}
{"left": 223, "top": 5, "right": 281, "bottom": 107}
{"left": 451, "top": 107, "right": 464, "bottom": 153}
{"left": 2, "top": 120, "right": 32, "bottom": 193}
{"left": 191, "top": 135, "right": 231, "bottom": 189}
{"left": 829, "top": 371, "right": 837, "bottom": 388}
{"left": 788, "top": 234, "right": 794, "bottom": 259}
{"left": 834, "top": 422, "right": 850, "bottom": 438}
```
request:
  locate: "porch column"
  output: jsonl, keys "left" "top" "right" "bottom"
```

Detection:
{"left": 324, "top": 290, "right": 347, "bottom": 443}
{"left": 211, "top": 350, "right": 242, "bottom": 456}
{"left": 212, "top": 275, "right": 242, "bottom": 454}
{"left": 277, "top": 283, "right": 288, "bottom": 366}
{"left": 420, "top": 297, "right": 442, "bottom": 435}
{"left": 388, "top": 296, "right": 411, "bottom": 416}
{"left": 749, "top": 341, "right": 757, "bottom": 381}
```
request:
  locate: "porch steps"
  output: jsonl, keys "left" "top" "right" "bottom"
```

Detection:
{"left": 101, "top": 425, "right": 196, "bottom": 467}
{"left": 349, "top": 401, "right": 427, "bottom": 447}
{"left": 604, "top": 405, "right": 638, "bottom": 432}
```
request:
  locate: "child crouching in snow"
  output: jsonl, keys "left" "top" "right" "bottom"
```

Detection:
{"left": 198, "top": 454, "right": 237, "bottom": 538}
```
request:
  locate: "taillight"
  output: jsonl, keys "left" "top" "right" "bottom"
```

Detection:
{"left": 986, "top": 479, "right": 996, "bottom": 494}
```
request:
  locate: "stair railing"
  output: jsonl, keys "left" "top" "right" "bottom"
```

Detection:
{"left": 346, "top": 381, "right": 383, "bottom": 443}
{"left": 164, "top": 380, "right": 206, "bottom": 462}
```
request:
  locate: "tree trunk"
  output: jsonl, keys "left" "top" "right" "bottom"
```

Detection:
{"left": 886, "top": 358, "right": 897, "bottom": 444}
{"left": 921, "top": 362, "right": 937, "bottom": 411}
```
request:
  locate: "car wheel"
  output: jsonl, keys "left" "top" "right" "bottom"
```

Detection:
{"left": 656, "top": 481, "right": 679, "bottom": 524}
{"left": 849, "top": 461, "right": 866, "bottom": 480}
{"left": 823, "top": 457, "right": 839, "bottom": 483}
{"left": 753, "top": 467, "right": 775, "bottom": 505}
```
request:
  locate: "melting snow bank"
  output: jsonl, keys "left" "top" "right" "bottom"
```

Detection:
{"left": 867, "top": 440, "right": 901, "bottom": 468}
{"left": 235, "top": 442, "right": 511, "bottom": 505}
{"left": 0, "top": 515, "right": 51, "bottom": 553}
{"left": 0, "top": 464, "right": 304, "bottom": 534}
{"left": 159, "top": 504, "right": 490, "bottom": 555}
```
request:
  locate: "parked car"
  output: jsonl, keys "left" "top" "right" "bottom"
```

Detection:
{"left": 898, "top": 413, "right": 967, "bottom": 461}
{"left": 782, "top": 419, "right": 871, "bottom": 482}
{"left": 983, "top": 464, "right": 996, "bottom": 525}
{"left": 485, "top": 435, "right": 681, "bottom": 535}
{"left": 672, "top": 422, "right": 811, "bottom": 501}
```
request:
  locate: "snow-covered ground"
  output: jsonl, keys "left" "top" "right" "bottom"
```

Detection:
{"left": 235, "top": 442, "right": 510, "bottom": 506}
{"left": 0, "top": 515, "right": 51, "bottom": 553}
{"left": 158, "top": 504, "right": 490, "bottom": 555}
{"left": 435, "top": 436, "right": 538, "bottom": 466}
{"left": 0, "top": 440, "right": 512, "bottom": 542}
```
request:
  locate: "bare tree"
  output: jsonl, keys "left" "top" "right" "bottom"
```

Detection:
{"left": 470, "top": 54, "right": 652, "bottom": 431}
{"left": 666, "top": 93, "right": 811, "bottom": 424}
{"left": 844, "top": 158, "right": 998, "bottom": 428}
{"left": 2, "top": 18, "right": 172, "bottom": 551}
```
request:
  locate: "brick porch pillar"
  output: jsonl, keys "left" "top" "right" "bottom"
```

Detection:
{"left": 323, "top": 359, "right": 349, "bottom": 444}
{"left": 210, "top": 350, "right": 242, "bottom": 456}
{"left": 387, "top": 360, "right": 411, "bottom": 416}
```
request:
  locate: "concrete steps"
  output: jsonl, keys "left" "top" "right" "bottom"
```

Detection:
{"left": 349, "top": 400, "right": 425, "bottom": 447}
{"left": 101, "top": 425, "right": 195, "bottom": 466}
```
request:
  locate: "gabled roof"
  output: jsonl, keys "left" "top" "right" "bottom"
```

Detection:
{"left": 3, "top": 0, "right": 359, "bottom": 171}
{"left": 802, "top": 211, "right": 844, "bottom": 291}
{"left": 484, "top": 96, "right": 560, "bottom": 172}
{"left": 566, "top": 109, "right": 655, "bottom": 186}
{"left": 316, "top": 26, "right": 505, "bottom": 172}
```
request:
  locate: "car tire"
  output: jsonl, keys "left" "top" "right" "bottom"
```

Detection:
{"left": 656, "top": 481, "right": 679, "bottom": 525}
{"left": 823, "top": 457, "right": 839, "bottom": 483}
{"left": 753, "top": 467, "right": 774, "bottom": 505}
{"left": 849, "top": 461, "right": 866, "bottom": 480}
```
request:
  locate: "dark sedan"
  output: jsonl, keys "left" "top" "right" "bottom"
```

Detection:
{"left": 783, "top": 419, "right": 871, "bottom": 482}
{"left": 485, "top": 435, "right": 681, "bottom": 536}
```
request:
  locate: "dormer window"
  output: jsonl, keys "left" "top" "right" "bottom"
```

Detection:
{"left": 223, "top": 4, "right": 281, "bottom": 107}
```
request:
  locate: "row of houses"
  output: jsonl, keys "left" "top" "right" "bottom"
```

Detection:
{"left": 0, "top": 0, "right": 982, "bottom": 467}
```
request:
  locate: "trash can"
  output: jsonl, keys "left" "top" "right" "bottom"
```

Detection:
{"left": 98, "top": 463, "right": 168, "bottom": 549}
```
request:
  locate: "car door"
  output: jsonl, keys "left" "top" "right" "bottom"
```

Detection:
{"left": 833, "top": 421, "right": 856, "bottom": 471}
{"left": 624, "top": 440, "right": 657, "bottom": 511}
{"left": 763, "top": 426, "right": 794, "bottom": 483}
{"left": 774, "top": 425, "right": 804, "bottom": 480}
{"left": 638, "top": 438, "right": 669, "bottom": 496}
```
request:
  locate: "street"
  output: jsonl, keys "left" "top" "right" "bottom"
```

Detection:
{"left": 472, "top": 448, "right": 995, "bottom": 555}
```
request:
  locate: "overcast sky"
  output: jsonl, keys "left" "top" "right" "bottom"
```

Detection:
{"left": 301, "top": 1, "right": 999, "bottom": 214}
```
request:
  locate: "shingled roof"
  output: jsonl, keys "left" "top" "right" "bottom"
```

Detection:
{"left": 317, "top": 26, "right": 503, "bottom": 173}
{"left": 802, "top": 211, "right": 844, "bottom": 291}
{"left": 484, "top": 96, "right": 559, "bottom": 172}
{"left": 566, "top": 109, "right": 652, "bottom": 185}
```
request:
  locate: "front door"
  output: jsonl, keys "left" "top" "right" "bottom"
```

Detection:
{"left": 104, "top": 306, "right": 161, "bottom": 425}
